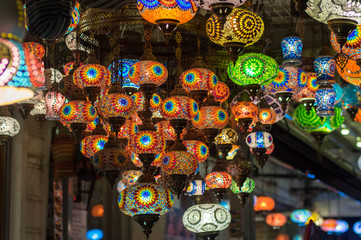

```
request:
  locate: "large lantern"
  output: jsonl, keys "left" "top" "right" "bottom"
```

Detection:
{"left": 281, "top": 36, "right": 303, "bottom": 66}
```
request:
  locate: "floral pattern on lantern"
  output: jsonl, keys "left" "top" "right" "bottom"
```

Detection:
{"left": 92, "top": 147, "right": 131, "bottom": 172}
{"left": 122, "top": 170, "right": 143, "bottom": 186}
{"left": 281, "top": 36, "right": 303, "bottom": 65}
{"left": 131, "top": 92, "right": 162, "bottom": 112}
{"left": 180, "top": 68, "right": 218, "bottom": 92}
{"left": 60, "top": 101, "right": 96, "bottom": 124}
{"left": 331, "top": 25, "right": 361, "bottom": 60}
{"left": 22, "top": 42, "right": 45, "bottom": 60}
{"left": 80, "top": 135, "right": 108, "bottom": 158}
{"left": 246, "top": 131, "right": 273, "bottom": 149}
{"left": 254, "top": 196, "right": 275, "bottom": 212}
{"left": 214, "top": 128, "right": 238, "bottom": 145}
{"left": 73, "top": 64, "right": 111, "bottom": 89}
{"left": 292, "top": 72, "right": 319, "bottom": 102}
{"left": 161, "top": 96, "right": 199, "bottom": 120}
{"left": 129, "top": 61, "right": 168, "bottom": 86}
{"left": 130, "top": 130, "right": 163, "bottom": 155}
{"left": 118, "top": 183, "right": 174, "bottom": 217}
{"left": 193, "top": 106, "right": 229, "bottom": 130}
{"left": 45, "top": 92, "right": 66, "bottom": 120}
{"left": 266, "top": 213, "right": 287, "bottom": 228}
{"left": 205, "top": 171, "right": 232, "bottom": 189}
{"left": 264, "top": 65, "right": 307, "bottom": 95}
{"left": 227, "top": 53, "right": 278, "bottom": 86}
{"left": 98, "top": 92, "right": 135, "bottom": 119}
{"left": 206, "top": 8, "right": 264, "bottom": 47}
{"left": 314, "top": 56, "right": 336, "bottom": 82}
{"left": 290, "top": 209, "right": 312, "bottom": 226}
{"left": 315, "top": 84, "right": 336, "bottom": 117}
{"left": 137, "top": 0, "right": 198, "bottom": 25}
{"left": 211, "top": 81, "right": 230, "bottom": 103}
{"left": 183, "top": 140, "right": 209, "bottom": 163}
{"left": 66, "top": 2, "right": 80, "bottom": 34}
{"left": 258, "top": 108, "right": 277, "bottom": 125}
{"left": 162, "top": 151, "right": 198, "bottom": 175}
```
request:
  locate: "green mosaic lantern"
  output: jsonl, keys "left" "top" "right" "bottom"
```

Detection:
{"left": 227, "top": 53, "right": 278, "bottom": 87}
{"left": 231, "top": 177, "right": 255, "bottom": 205}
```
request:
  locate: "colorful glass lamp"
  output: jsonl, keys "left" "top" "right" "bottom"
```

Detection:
{"left": 292, "top": 72, "right": 319, "bottom": 112}
{"left": 281, "top": 35, "right": 303, "bottom": 66}
{"left": 0, "top": 106, "right": 20, "bottom": 145}
{"left": 45, "top": 91, "right": 66, "bottom": 121}
{"left": 290, "top": 209, "right": 312, "bottom": 226}
{"left": 254, "top": 196, "right": 275, "bottom": 212}
{"left": 109, "top": 58, "right": 139, "bottom": 94}
{"left": 206, "top": 8, "right": 264, "bottom": 61}
{"left": 315, "top": 83, "right": 336, "bottom": 117}
{"left": 137, "top": 0, "right": 197, "bottom": 40}
{"left": 266, "top": 213, "right": 287, "bottom": 229}
{"left": 211, "top": 81, "right": 230, "bottom": 103}
{"left": 230, "top": 177, "right": 255, "bottom": 205}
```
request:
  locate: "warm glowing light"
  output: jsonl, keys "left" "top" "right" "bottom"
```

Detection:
{"left": 254, "top": 196, "right": 275, "bottom": 212}
{"left": 91, "top": 204, "right": 104, "bottom": 218}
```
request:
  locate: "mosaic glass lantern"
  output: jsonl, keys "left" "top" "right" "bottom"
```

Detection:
{"left": 137, "top": 0, "right": 197, "bottom": 39}
{"left": 109, "top": 59, "right": 139, "bottom": 90}
{"left": 0, "top": 107, "right": 20, "bottom": 143}
{"left": 321, "top": 219, "right": 338, "bottom": 232}
{"left": 205, "top": 171, "right": 232, "bottom": 200}
{"left": 231, "top": 91, "right": 258, "bottom": 132}
{"left": 230, "top": 177, "right": 255, "bottom": 194}
{"left": 183, "top": 203, "right": 231, "bottom": 238}
{"left": 45, "top": 91, "right": 66, "bottom": 121}
{"left": 22, "top": 42, "right": 45, "bottom": 60}
{"left": 281, "top": 36, "right": 303, "bottom": 66}
{"left": 30, "top": 99, "right": 47, "bottom": 120}
{"left": 161, "top": 93, "right": 199, "bottom": 122}
{"left": 342, "top": 84, "right": 361, "bottom": 109}
{"left": 131, "top": 92, "right": 162, "bottom": 112}
{"left": 73, "top": 63, "right": 111, "bottom": 103}
{"left": 258, "top": 98, "right": 277, "bottom": 130}
{"left": 314, "top": 55, "right": 336, "bottom": 83}
{"left": 183, "top": 140, "right": 209, "bottom": 163}
{"left": 155, "top": 121, "right": 176, "bottom": 141}
{"left": 290, "top": 209, "right": 312, "bottom": 226}
{"left": 246, "top": 127, "right": 273, "bottom": 149}
{"left": 129, "top": 60, "right": 168, "bottom": 87}
{"left": 122, "top": 170, "right": 143, "bottom": 186}
{"left": 206, "top": 8, "right": 264, "bottom": 60}
{"left": 266, "top": 213, "right": 287, "bottom": 229}
{"left": 292, "top": 72, "right": 319, "bottom": 111}
{"left": 264, "top": 65, "right": 307, "bottom": 109}
{"left": 227, "top": 53, "right": 278, "bottom": 87}
{"left": 162, "top": 151, "right": 198, "bottom": 175}
{"left": 254, "top": 196, "right": 275, "bottom": 212}
{"left": 118, "top": 181, "right": 174, "bottom": 238}
{"left": 331, "top": 24, "right": 361, "bottom": 60}
{"left": 214, "top": 128, "right": 238, "bottom": 145}
{"left": 210, "top": 81, "right": 230, "bottom": 103}
{"left": 193, "top": 104, "right": 229, "bottom": 131}
{"left": 80, "top": 135, "right": 108, "bottom": 158}
{"left": 0, "top": 38, "right": 35, "bottom": 105}
{"left": 315, "top": 83, "right": 336, "bottom": 117}
{"left": 186, "top": 174, "right": 206, "bottom": 196}
{"left": 130, "top": 130, "right": 164, "bottom": 155}
{"left": 65, "top": 1, "right": 80, "bottom": 35}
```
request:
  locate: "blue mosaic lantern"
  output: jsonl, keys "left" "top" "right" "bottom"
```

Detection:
{"left": 314, "top": 55, "right": 336, "bottom": 84}
{"left": 316, "top": 84, "right": 336, "bottom": 117}
{"left": 290, "top": 209, "right": 312, "bottom": 226}
{"left": 281, "top": 36, "right": 303, "bottom": 66}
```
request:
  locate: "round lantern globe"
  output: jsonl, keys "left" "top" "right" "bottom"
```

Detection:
{"left": 183, "top": 140, "right": 209, "bottom": 163}
{"left": 118, "top": 182, "right": 174, "bottom": 217}
{"left": 91, "top": 147, "right": 131, "bottom": 173}
{"left": 205, "top": 171, "right": 232, "bottom": 189}
{"left": 206, "top": 8, "right": 264, "bottom": 47}
{"left": 161, "top": 96, "right": 199, "bottom": 121}
{"left": 259, "top": 108, "right": 277, "bottom": 125}
{"left": 98, "top": 92, "right": 135, "bottom": 119}
{"left": 193, "top": 106, "right": 229, "bottom": 130}
{"left": 266, "top": 213, "right": 287, "bottom": 228}
{"left": 315, "top": 84, "right": 336, "bottom": 117}
{"left": 214, "top": 128, "right": 238, "bottom": 145}
{"left": 182, "top": 203, "right": 231, "bottom": 234}
{"left": 314, "top": 56, "right": 336, "bottom": 83}
{"left": 290, "top": 209, "right": 312, "bottom": 226}
{"left": 254, "top": 196, "right": 275, "bottom": 212}
{"left": 80, "top": 135, "right": 108, "bottom": 158}
{"left": 246, "top": 131, "right": 273, "bottom": 149}
{"left": 60, "top": 101, "right": 97, "bottom": 124}
{"left": 137, "top": 0, "right": 197, "bottom": 25}
{"left": 87, "top": 229, "right": 103, "bottom": 240}
{"left": 292, "top": 72, "right": 319, "bottom": 102}
{"left": 162, "top": 151, "right": 198, "bottom": 175}
{"left": 227, "top": 53, "right": 278, "bottom": 86}
{"left": 131, "top": 92, "right": 162, "bottom": 112}
{"left": 0, "top": 116, "right": 20, "bottom": 137}
{"left": 211, "top": 81, "right": 230, "bottom": 103}
{"left": 331, "top": 24, "right": 361, "bottom": 60}
{"left": 264, "top": 65, "right": 307, "bottom": 95}
{"left": 73, "top": 64, "right": 111, "bottom": 89}
{"left": 334, "top": 220, "right": 349, "bottom": 234}
{"left": 240, "top": 177, "right": 255, "bottom": 193}
{"left": 281, "top": 36, "right": 303, "bottom": 66}
{"left": 130, "top": 130, "right": 164, "bottom": 155}
{"left": 180, "top": 68, "right": 218, "bottom": 92}
{"left": 122, "top": 170, "right": 143, "bottom": 186}
{"left": 129, "top": 60, "right": 168, "bottom": 87}
{"left": 353, "top": 221, "right": 361, "bottom": 235}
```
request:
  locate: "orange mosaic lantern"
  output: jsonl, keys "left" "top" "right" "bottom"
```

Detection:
{"left": 254, "top": 196, "right": 275, "bottom": 212}
{"left": 91, "top": 204, "right": 104, "bottom": 218}
{"left": 266, "top": 213, "right": 287, "bottom": 228}
{"left": 321, "top": 219, "right": 338, "bottom": 232}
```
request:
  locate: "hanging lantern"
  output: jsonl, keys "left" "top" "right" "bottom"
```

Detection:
{"left": 206, "top": 8, "right": 264, "bottom": 61}
{"left": 45, "top": 91, "right": 66, "bottom": 121}
{"left": 0, "top": 38, "right": 35, "bottom": 105}
{"left": 314, "top": 54, "right": 336, "bottom": 84}
{"left": 211, "top": 81, "right": 230, "bottom": 103}
{"left": 331, "top": 24, "right": 361, "bottom": 62}
{"left": 182, "top": 197, "right": 231, "bottom": 240}
{"left": 315, "top": 83, "right": 336, "bottom": 117}
{"left": 227, "top": 53, "right": 278, "bottom": 94}
{"left": 246, "top": 122, "right": 273, "bottom": 167}
{"left": 86, "top": 229, "right": 103, "bottom": 240}
{"left": 266, "top": 213, "right": 287, "bottom": 229}
{"left": 334, "top": 220, "right": 349, "bottom": 234}
{"left": 230, "top": 177, "right": 255, "bottom": 205}
{"left": 292, "top": 72, "right": 319, "bottom": 112}
{"left": 22, "top": 42, "right": 45, "bottom": 60}
{"left": 118, "top": 173, "right": 174, "bottom": 239}
{"left": 183, "top": 140, "right": 209, "bottom": 163}
{"left": 65, "top": 1, "right": 80, "bottom": 35}
{"left": 321, "top": 219, "right": 338, "bottom": 232}
{"left": 180, "top": 67, "right": 218, "bottom": 104}
{"left": 258, "top": 98, "right": 277, "bottom": 130}
{"left": 281, "top": 36, "right": 303, "bottom": 66}
{"left": 231, "top": 91, "right": 258, "bottom": 133}
{"left": 129, "top": 60, "right": 168, "bottom": 88}
{"left": 0, "top": 106, "right": 20, "bottom": 144}
{"left": 109, "top": 59, "right": 139, "bottom": 93}
{"left": 91, "top": 204, "right": 104, "bottom": 218}
{"left": 254, "top": 196, "right": 275, "bottom": 212}
{"left": 342, "top": 84, "right": 361, "bottom": 118}
{"left": 80, "top": 135, "right": 108, "bottom": 158}
{"left": 122, "top": 170, "right": 143, "bottom": 186}
{"left": 205, "top": 170, "right": 232, "bottom": 202}
{"left": 130, "top": 130, "right": 163, "bottom": 156}
{"left": 290, "top": 209, "right": 312, "bottom": 226}
{"left": 30, "top": 99, "right": 47, "bottom": 121}
{"left": 73, "top": 63, "right": 111, "bottom": 103}
{"left": 131, "top": 92, "right": 162, "bottom": 112}
{"left": 214, "top": 128, "right": 238, "bottom": 145}
{"left": 186, "top": 173, "right": 206, "bottom": 197}
{"left": 137, "top": 0, "right": 197, "bottom": 40}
